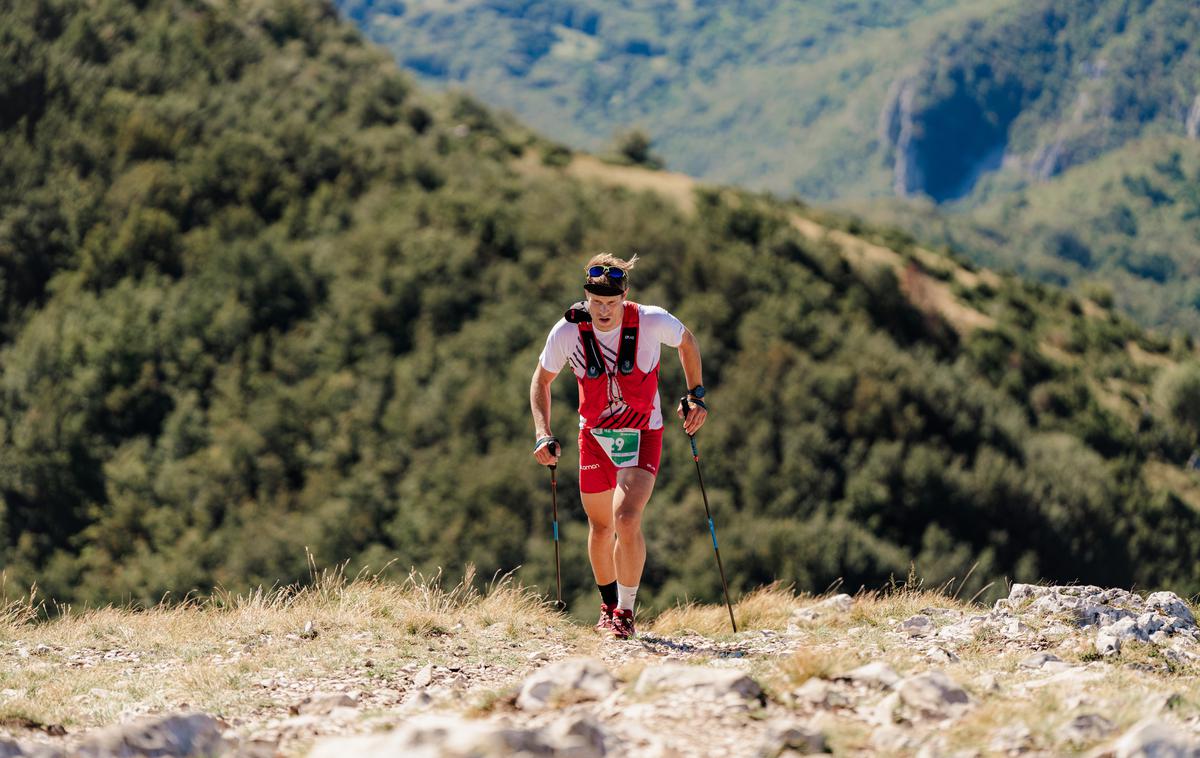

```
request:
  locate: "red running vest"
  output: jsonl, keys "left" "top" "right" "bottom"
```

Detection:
{"left": 575, "top": 301, "right": 659, "bottom": 430}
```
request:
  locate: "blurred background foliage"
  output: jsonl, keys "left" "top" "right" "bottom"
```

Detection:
{"left": 3, "top": 0, "right": 1200, "bottom": 617}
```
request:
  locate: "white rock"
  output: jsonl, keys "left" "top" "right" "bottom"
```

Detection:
{"left": 1002, "top": 618, "right": 1033, "bottom": 637}
{"left": 818, "top": 594, "right": 854, "bottom": 613}
{"left": 1109, "top": 617, "right": 1150, "bottom": 643}
{"left": 759, "top": 722, "right": 827, "bottom": 757}
{"left": 634, "top": 664, "right": 762, "bottom": 704}
{"left": 70, "top": 712, "right": 226, "bottom": 757}
{"left": 517, "top": 658, "right": 617, "bottom": 712}
{"left": 792, "top": 678, "right": 850, "bottom": 709}
{"left": 871, "top": 693, "right": 901, "bottom": 726}
{"left": 926, "top": 647, "right": 959, "bottom": 664}
{"left": 870, "top": 725, "right": 914, "bottom": 752}
{"left": 895, "top": 671, "right": 970, "bottom": 720}
{"left": 1111, "top": 718, "right": 1200, "bottom": 758}
{"left": 901, "top": 615, "right": 934, "bottom": 637}
{"left": 412, "top": 664, "right": 434, "bottom": 688}
{"left": 544, "top": 715, "right": 609, "bottom": 758}
{"left": 1058, "top": 713, "right": 1115, "bottom": 746}
{"left": 989, "top": 724, "right": 1033, "bottom": 754}
{"left": 295, "top": 692, "right": 357, "bottom": 716}
{"left": 1096, "top": 631, "right": 1121, "bottom": 656}
{"left": 1146, "top": 592, "right": 1197, "bottom": 628}
{"left": 308, "top": 714, "right": 559, "bottom": 758}
{"left": 839, "top": 661, "right": 900, "bottom": 689}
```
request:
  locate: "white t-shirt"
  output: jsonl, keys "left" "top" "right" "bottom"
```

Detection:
{"left": 539, "top": 303, "right": 686, "bottom": 430}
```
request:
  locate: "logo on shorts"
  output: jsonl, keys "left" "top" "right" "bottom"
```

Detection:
{"left": 580, "top": 464, "right": 601, "bottom": 470}
{"left": 645, "top": 463, "right": 656, "bottom": 472}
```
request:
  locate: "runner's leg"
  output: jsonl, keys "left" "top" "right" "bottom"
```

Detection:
{"left": 612, "top": 468, "right": 656, "bottom": 586}
{"left": 581, "top": 491, "right": 617, "bottom": 585}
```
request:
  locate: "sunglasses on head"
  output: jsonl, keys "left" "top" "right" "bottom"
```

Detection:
{"left": 586, "top": 265, "right": 625, "bottom": 279}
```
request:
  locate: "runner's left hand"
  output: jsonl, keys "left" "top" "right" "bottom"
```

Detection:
{"left": 677, "top": 396, "right": 707, "bottom": 436}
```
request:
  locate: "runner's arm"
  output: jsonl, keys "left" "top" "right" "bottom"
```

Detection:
{"left": 531, "top": 364, "right": 560, "bottom": 464}
{"left": 675, "top": 328, "right": 708, "bottom": 435}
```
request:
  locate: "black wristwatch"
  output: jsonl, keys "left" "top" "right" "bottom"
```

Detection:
{"left": 689, "top": 385, "right": 706, "bottom": 399}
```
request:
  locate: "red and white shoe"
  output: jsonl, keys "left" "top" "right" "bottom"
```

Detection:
{"left": 595, "top": 603, "right": 616, "bottom": 632}
{"left": 611, "top": 608, "right": 635, "bottom": 640}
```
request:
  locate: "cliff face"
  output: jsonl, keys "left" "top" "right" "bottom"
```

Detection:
{"left": 880, "top": 0, "right": 1200, "bottom": 202}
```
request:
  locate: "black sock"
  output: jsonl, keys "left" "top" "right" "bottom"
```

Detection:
{"left": 598, "top": 581, "right": 618, "bottom": 607}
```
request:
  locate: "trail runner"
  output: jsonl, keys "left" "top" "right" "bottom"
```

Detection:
{"left": 530, "top": 253, "right": 708, "bottom": 639}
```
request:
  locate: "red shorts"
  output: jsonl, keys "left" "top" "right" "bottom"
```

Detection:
{"left": 578, "top": 427, "right": 663, "bottom": 494}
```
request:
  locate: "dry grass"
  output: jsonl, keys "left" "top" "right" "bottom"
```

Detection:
{"left": 647, "top": 583, "right": 801, "bottom": 636}
{"left": 0, "top": 561, "right": 569, "bottom": 734}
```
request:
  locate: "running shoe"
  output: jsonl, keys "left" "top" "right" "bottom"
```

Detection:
{"left": 611, "top": 608, "right": 635, "bottom": 640}
{"left": 595, "top": 603, "right": 616, "bottom": 632}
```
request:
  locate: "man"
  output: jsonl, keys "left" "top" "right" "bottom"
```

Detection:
{"left": 530, "top": 253, "right": 708, "bottom": 639}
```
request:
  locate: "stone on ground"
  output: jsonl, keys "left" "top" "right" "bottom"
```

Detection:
{"left": 894, "top": 671, "right": 970, "bottom": 720}
{"left": 517, "top": 658, "right": 618, "bottom": 712}
{"left": 633, "top": 664, "right": 763, "bottom": 704}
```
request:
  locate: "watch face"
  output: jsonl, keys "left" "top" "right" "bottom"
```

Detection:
{"left": 691, "top": 386, "right": 705, "bottom": 398}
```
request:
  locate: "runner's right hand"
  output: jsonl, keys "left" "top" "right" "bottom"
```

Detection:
{"left": 534, "top": 436, "right": 560, "bottom": 466}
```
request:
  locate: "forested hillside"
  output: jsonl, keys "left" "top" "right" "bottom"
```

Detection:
{"left": 341, "top": 0, "right": 1200, "bottom": 335}
{"left": 337, "top": 0, "right": 1003, "bottom": 200}
{"left": 4, "top": 0, "right": 1200, "bottom": 616}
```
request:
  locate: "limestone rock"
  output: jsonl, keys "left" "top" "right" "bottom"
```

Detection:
{"left": 989, "top": 724, "right": 1033, "bottom": 754}
{"left": 634, "top": 664, "right": 763, "bottom": 704}
{"left": 544, "top": 716, "right": 609, "bottom": 758}
{"left": 870, "top": 725, "right": 914, "bottom": 752}
{"left": 307, "top": 714, "right": 566, "bottom": 758}
{"left": 790, "top": 594, "right": 853, "bottom": 625}
{"left": 413, "top": 664, "right": 435, "bottom": 688}
{"left": 818, "top": 594, "right": 853, "bottom": 613}
{"left": 1058, "top": 713, "right": 1114, "bottom": 746}
{"left": 839, "top": 661, "right": 900, "bottom": 689}
{"left": 1108, "top": 617, "right": 1149, "bottom": 643}
{"left": 895, "top": 671, "right": 970, "bottom": 720}
{"left": 1145, "top": 592, "right": 1196, "bottom": 628}
{"left": 293, "top": 692, "right": 357, "bottom": 716}
{"left": 68, "top": 712, "right": 227, "bottom": 757}
{"left": 1096, "top": 631, "right": 1121, "bottom": 657}
{"left": 758, "top": 722, "right": 828, "bottom": 756}
{"left": 517, "top": 658, "right": 618, "bottom": 712}
{"left": 901, "top": 615, "right": 934, "bottom": 637}
{"left": 792, "top": 678, "right": 850, "bottom": 709}
{"left": 1111, "top": 719, "right": 1200, "bottom": 758}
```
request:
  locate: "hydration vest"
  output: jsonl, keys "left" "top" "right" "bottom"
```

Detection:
{"left": 563, "top": 301, "right": 659, "bottom": 429}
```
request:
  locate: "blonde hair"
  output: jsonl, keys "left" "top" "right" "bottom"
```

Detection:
{"left": 584, "top": 252, "right": 639, "bottom": 292}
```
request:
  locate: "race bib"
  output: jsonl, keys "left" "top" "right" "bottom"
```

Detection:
{"left": 590, "top": 428, "right": 641, "bottom": 468}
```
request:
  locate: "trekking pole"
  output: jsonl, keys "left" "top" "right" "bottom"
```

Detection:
{"left": 541, "top": 438, "right": 565, "bottom": 612}
{"left": 680, "top": 397, "right": 737, "bottom": 633}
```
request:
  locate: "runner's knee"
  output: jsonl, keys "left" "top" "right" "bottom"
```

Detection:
{"left": 588, "top": 517, "right": 614, "bottom": 537}
{"left": 614, "top": 507, "right": 642, "bottom": 536}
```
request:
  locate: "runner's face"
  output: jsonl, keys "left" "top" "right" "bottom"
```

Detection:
{"left": 585, "top": 292, "right": 626, "bottom": 331}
